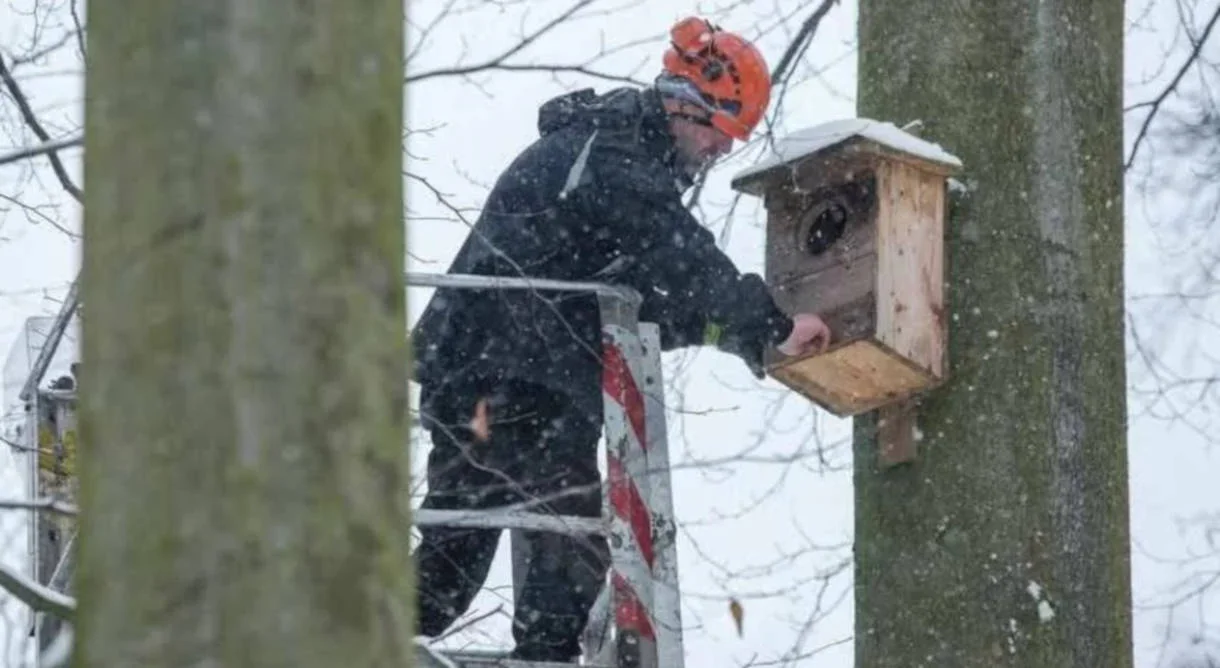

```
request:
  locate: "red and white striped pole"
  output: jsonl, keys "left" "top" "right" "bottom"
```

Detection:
{"left": 636, "top": 322, "right": 685, "bottom": 668}
{"left": 601, "top": 315, "right": 659, "bottom": 668}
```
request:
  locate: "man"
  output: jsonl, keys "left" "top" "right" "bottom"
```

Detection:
{"left": 409, "top": 16, "right": 831, "bottom": 662}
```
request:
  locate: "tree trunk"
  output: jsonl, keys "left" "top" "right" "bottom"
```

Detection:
{"left": 75, "top": 2, "right": 412, "bottom": 666}
{"left": 853, "top": 1, "right": 1132, "bottom": 666}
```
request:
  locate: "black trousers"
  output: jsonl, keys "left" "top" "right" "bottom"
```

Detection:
{"left": 414, "top": 380, "right": 610, "bottom": 662}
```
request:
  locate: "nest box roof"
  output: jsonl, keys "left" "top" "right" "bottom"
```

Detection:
{"left": 731, "top": 118, "right": 963, "bottom": 196}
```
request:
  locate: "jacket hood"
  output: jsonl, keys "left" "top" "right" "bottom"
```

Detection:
{"left": 537, "top": 86, "right": 666, "bottom": 135}
{"left": 537, "top": 86, "right": 684, "bottom": 183}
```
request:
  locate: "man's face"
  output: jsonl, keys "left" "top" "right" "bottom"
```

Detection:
{"left": 668, "top": 113, "right": 734, "bottom": 180}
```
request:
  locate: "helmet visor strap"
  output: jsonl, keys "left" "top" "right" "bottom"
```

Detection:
{"left": 716, "top": 98, "right": 742, "bottom": 116}
{"left": 674, "top": 110, "right": 715, "bottom": 127}
{"left": 657, "top": 74, "right": 728, "bottom": 120}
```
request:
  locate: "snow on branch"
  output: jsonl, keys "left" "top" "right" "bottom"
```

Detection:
{"left": 0, "top": 497, "right": 79, "bottom": 516}
{"left": 0, "top": 563, "right": 75, "bottom": 621}
{"left": 0, "top": 136, "right": 83, "bottom": 168}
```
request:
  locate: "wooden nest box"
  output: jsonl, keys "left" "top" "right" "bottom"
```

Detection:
{"left": 731, "top": 119, "right": 962, "bottom": 418}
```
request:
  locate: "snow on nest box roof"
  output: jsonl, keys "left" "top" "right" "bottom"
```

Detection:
{"left": 731, "top": 118, "right": 963, "bottom": 196}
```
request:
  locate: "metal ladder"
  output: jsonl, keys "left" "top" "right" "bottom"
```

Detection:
{"left": 7, "top": 280, "right": 82, "bottom": 662}
{"left": 408, "top": 272, "right": 685, "bottom": 668}
{"left": 11, "top": 272, "right": 687, "bottom": 668}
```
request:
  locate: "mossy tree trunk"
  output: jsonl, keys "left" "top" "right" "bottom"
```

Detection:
{"left": 76, "top": 2, "right": 412, "bottom": 665}
{"left": 853, "top": 1, "right": 1132, "bottom": 666}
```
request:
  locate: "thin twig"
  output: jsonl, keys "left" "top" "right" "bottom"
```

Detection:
{"left": 407, "top": 0, "right": 599, "bottom": 84}
{"left": 5, "top": 29, "right": 80, "bottom": 69}
{"left": 1126, "top": 2, "right": 1220, "bottom": 171}
{"left": 769, "top": 0, "right": 841, "bottom": 85}
{"left": 0, "top": 56, "right": 84, "bottom": 201}
{"left": 433, "top": 605, "right": 505, "bottom": 643}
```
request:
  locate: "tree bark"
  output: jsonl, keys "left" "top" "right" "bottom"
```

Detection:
{"left": 76, "top": 2, "right": 412, "bottom": 666}
{"left": 853, "top": 1, "right": 1132, "bottom": 666}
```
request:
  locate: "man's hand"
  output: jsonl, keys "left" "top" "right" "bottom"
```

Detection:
{"left": 469, "top": 397, "right": 491, "bottom": 442}
{"left": 776, "top": 313, "right": 831, "bottom": 357}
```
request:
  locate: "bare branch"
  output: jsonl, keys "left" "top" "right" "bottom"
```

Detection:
{"left": 0, "top": 497, "right": 79, "bottom": 516}
{"left": 69, "top": 0, "right": 87, "bottom": 58}
{"left": 406, "top": 0, "right": 602, "bottom": 84}
{"left": 1126, "top": 2, "right": 1220, "bottom": 170}
{"left": 0, "top": 562, "right": 75, "bottom": 621}
{"left": 0, "top": 191, "right": 80, "bottom": 238}
{"left": 0, "top": 134, "right": 82, "bottom": 167}
{"left": 0, "top": 55, "right": 82, "bottom": 201}
{"left": 4, "top": 28, "right": 80, "bottom": 69}
{"left": 432, "top": 62, "right": 646, "bottom": 86}
{"left": 769, "top": 0, "right": 841, "bottom": 86}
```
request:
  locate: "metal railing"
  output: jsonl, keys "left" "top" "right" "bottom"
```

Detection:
{"left": 407, "top": 270, "right": 683, "bottom": 668}
{"left": 7, "top": 270, "right": 687, "bottom": 668}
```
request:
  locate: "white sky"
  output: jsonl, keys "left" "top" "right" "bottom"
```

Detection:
{"left": 0, "top": 0, "right": 1217, "bottom": 666}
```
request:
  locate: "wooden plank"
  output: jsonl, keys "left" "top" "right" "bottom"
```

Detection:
{"left": 769, "top": 341, "right": 936, "bottom": 417}
{"left": 875, "top": 160, "right": 946, "bottom": 378}
{"left": 877, "top": 400, "right": 918, "bottom": 467}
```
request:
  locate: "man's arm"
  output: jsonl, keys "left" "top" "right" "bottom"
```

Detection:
{"left": 578, "top": 155, "right": 794, "bottom": 376}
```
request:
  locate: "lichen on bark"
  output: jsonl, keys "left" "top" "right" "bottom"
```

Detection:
{"left": 76, "top": 2, "right": 412, "bottom": 665}
{"left": 853, "top": 1, "right": 1132, "bottom": 666}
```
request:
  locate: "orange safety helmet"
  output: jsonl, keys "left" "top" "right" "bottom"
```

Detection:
{"left": 660, "top": 17, "right": 771, "bottom": 140}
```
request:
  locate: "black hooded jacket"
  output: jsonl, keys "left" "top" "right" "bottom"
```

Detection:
{"left": 411, "top": 85, "right": 794, "bottom": 420}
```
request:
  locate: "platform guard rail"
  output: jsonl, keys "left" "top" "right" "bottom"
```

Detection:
{"left": 11, "top": 270, "right": 687, "bottom": 668}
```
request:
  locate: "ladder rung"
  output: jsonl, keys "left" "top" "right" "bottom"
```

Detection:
{"left": 414, "top": 508, "right": 605, "bottom": 536}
